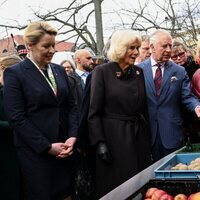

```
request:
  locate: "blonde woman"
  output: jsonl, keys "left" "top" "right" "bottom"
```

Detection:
{"left": 3, "top": 22, "right": 78, "bottom": 200}
{"left": 88, "top": 30, "right": 151, "bottom": 199}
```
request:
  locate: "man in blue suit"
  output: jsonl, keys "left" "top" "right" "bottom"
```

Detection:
{"left": 138, "top": 29, "right": 200, "bottom": 161}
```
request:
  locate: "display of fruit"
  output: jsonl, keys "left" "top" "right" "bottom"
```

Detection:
{"left": 159, "top": 193, "right": 174, "bottom": 200}
{"left": 171, "top": 163, "right": 188, "bottom": 170}
{"left": 170, "top": 156, "right": 200, "bottom": 170}
{"left": 145, "top": 187, "right": 158, "bottom": 198}
{"left": 145, "top": 188, "right": 200, "bottom": 200}
{"left": 151, "top": 189, "right": 166, "bottom": 200}
{"left": 174, "top": 194, "right": 187, "bottom": 200}
{"left": 188, "top": 192, "right": 200, "bottom": 200}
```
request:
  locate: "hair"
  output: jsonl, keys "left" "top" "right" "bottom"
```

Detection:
{"left": 172, "top": 40, "right": 187, "bottom": 51}
{"left": 107, "top": 30, "right": 141, "bottom": 62}
{"left": 60, "top": 59, "right": 75, "bottom": 71}
{"left": 0, "top": 54, "right": 22, "bottom": 70}
{"left": 24, "top": 21, "right": 57, "bottom": 45}
{"left": 150, "top": 29, "right": 171, "bottom": 46}
{"left": 141, "top": 35, "right": 150, "bottom": 42}
{"left": 102, "top": 39, "right": 111, "bottom": 59}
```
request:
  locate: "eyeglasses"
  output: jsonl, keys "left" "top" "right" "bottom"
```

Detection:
{"left": 171, "top": 52, "right": 185, "bottom": 60}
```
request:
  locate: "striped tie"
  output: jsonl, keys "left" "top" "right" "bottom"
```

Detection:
{"left": 154, "top": 64, "right": 162, "bottom": 96}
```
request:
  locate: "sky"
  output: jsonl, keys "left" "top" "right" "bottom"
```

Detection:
{"left": 0, "top": 0, "right": 154, "bottom": 42}
{"left": 1, "top": 0, "right": 197, "bottom": 43}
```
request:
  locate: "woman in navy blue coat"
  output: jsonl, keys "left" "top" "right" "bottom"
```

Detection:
{"left": 3, "top": 21, "right": 78, "bottom": 200}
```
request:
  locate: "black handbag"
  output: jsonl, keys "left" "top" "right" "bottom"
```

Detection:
{"left": 74, "top": 153, "right": 94, "bottom": 200}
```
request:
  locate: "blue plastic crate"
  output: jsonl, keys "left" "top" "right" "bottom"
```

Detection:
{"left": 155, "top": 153, "right": 200, "bottom": 179}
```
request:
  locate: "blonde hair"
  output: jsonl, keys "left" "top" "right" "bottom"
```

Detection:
{"left": 24, "top": 21, "right": 57, "bottom": 45}
{"left": 107, "top": 30, "right": 141, "bottom": 62}
{"left": 0, "top": 54, "right": 21, "bottom": 70}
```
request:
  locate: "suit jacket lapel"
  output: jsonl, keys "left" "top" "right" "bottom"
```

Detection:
{"left": 22, "top": 58, "right": 58, "bottom": 100}
{"left": 143, "top": 59, "right": 156, "bottom": 94}
{"left": 159, "top": 61, "right": 174, "bottom": 102}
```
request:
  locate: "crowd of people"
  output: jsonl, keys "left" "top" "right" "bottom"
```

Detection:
{"left": 0, "top": 21, "right": 200, "bottom": 200}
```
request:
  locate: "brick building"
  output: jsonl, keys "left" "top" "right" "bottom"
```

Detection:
{"left": 0, "top": 35, "right": 75, "bottom": 55}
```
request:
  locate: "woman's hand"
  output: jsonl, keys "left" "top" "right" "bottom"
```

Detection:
{"left": 57, "top": 137, "right": 77, "bottom": 158}
{"left": 48, "top": 143, "right": 66, "bottom": 156}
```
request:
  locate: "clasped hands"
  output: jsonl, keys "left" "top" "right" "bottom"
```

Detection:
{"left": 48, "top": 137, "right": 77, "bottom": 158}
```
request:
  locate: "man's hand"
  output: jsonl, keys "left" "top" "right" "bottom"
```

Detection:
{"left": 195, "top": 105, "right": 200, "bottom": 119}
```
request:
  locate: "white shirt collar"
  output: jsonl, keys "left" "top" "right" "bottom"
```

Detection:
{"left": 150, "top": 56, "right": 165, "bottom": 68}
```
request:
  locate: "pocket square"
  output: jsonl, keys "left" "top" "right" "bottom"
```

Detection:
{"left": 170, "top": 76, "right": 178, "bottom": 82}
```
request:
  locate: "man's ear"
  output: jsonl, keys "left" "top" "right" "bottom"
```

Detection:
{"left": 150, "top": 44, "right": 154, "bottom": 53}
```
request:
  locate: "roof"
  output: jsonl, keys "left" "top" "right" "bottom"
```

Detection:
{"left": 0, "top": 35, "right": 75, "bottom": 55}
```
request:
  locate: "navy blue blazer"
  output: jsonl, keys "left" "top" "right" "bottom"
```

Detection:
{"left": 3, "top": 58, "right": 78, "bottom": 154}
{"left": 138, "top": 58, "right": 200, "bottom": 149}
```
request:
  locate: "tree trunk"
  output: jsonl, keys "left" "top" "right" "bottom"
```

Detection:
{"left": 93, "top": 0, "right": 104, "bottom": 56}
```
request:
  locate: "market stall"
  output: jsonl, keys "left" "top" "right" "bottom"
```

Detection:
{"left": 100, "top": 145, "right": 200, "bottom": 200}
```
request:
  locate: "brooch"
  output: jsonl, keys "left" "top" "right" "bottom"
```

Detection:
{"left": 171, "top": 76, "right": 178, "bottom": 82}
{"left": 116, "top": 71, "right": 122, "bottom": 78}
{"left": 136, "top": 70, "right": 140, "bottom": 75}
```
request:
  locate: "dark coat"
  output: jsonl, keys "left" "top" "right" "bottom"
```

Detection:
{"left": 88, "top": 62, "right": 151, "bottom": 199}
{"left": 0, "top": 86, "right": 21, "bottom": 200}
{"left": 183, "top": 56, "right": 199, "bottom": 81}
{"left": 3, "top": 58, "right": 78, "bottom": 200}
{"left": 68, "top": 72, "right": 84, "bottom": 112}
{"left": 76, "top": 73, "right": 92, "bottom": 149}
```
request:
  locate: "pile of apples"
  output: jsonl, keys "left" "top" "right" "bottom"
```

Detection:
{"left": 145, "top": 187, "right": 200, "bottom": 200}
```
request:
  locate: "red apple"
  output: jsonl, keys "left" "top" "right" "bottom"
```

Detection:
{"left": 174, "top": 194, "right": 187, "bottom": 200}
{"left": 159, "top": 193, "right": 174, "bottom": 200}
{"left": 190, "top": 192, "right": 200, "bottom": 200}
{"left": 151, "top": 189, "right": 167, "bottom": 200}
{"left": 188, "top": 194, "right": 195, "bottom": 200}
{"left": 146, "top": 187, "right": 158, "bottom": 198}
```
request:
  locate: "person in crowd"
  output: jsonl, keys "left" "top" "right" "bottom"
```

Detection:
{"left": 135, "top": 34, "right": 151, "bottom": 64}
{"left": 191, "top": 40, "right": 200, "bottom": 139}
{"left": 88, "top": 29, "right": 152, "bottom": 199}
{"left": 102, "top": 38, "right": 111, "bottom": 63}
{"left": 171, "top": 41, "right": 199, "bottom": 80}
{"left": 92, "top": 56, "right": 105, "bottom": 68}
{"left": 195, "top": 40, "right": 200, "bottom": 66}
{"left": 68, "top": 49, "right": 94, "bottom": 112}
{"left": 60, "top": 59, "right": 75, "bottom": 75}
{"left": 70, "top": 50, "right": 94, "bottom": 200}
{"left": 138, "top": 30, "right": 200, "bottom": 162}
{"left": 0, "top": 54, "right": 22, "bottom": 200}
{"left": 16, "top": 44, "right": 28, "bottom": 60}
{"left": 171, "top": 41, "right": 200, "bottom": 143}
{"left": 192, "top": 40, "right": 200, "bottom": 98}
{"left": 192, "top": 68, "right": 200, "bottom": 99}
{"left": 3, "top": 21, "right": 78, "bottom": 200}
